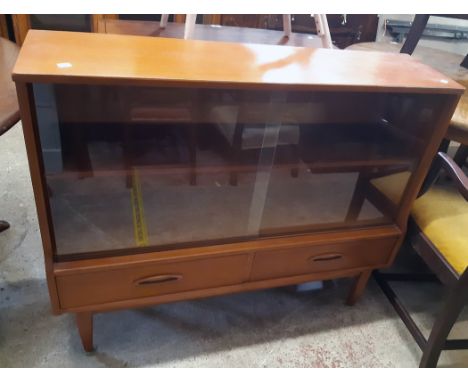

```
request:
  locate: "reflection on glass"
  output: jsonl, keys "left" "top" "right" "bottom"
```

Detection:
{"left": 29, "top": 15, "right": 92, "bottom": 33}
{"left": 32, "top": 84, "right": 438, "bottom": 258}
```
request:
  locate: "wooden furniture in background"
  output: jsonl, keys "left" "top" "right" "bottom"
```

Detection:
{"left": 374, "top": 152, "right": 468, "bottom": 367}
{"left": 11, "top": 14, "right": 116, "bottom": 45}
{"left": 399, "top": 15, "right": 468, "bottom": 168}
{"left": 0, "top": 15, "right": 9, "bottom": 39}
{"left": 0, "top": 36, "right": 20, "bottom": 233}
{"left": 10, "top": 14, "right": 378, "bottom": 49}
{"left": 13, "top": 30, "right": 463, "bottom": 352}
{"left": 347, "top": 15, "right": 468, "bottom": 170}
{"left": 214, "top": 14, "right": 378, "bottom": 49}
{"left": 159, "top": 14, "right": 332, "bottom": 47}
{"left": 399, "top": 15, "right": 468, "bottom": 68}
{"left": 96, "top": 18, "right": 327, "bottom": 48}
{"left": 98, "top": 14, "right": 376, "bottom": 48}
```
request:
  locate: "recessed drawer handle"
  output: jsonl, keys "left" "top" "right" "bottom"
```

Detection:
{"left": 134, "top": 274, "right": 183, "bottom": 286}
{"left": 308, "top": 254, "right": 343, "bottom": 262}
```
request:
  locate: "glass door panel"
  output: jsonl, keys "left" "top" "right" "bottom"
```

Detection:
{"left": 32, "top": 83, "right": 440, "bottom": 258}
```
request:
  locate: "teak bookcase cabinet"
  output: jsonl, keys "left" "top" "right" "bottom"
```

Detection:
{"left": 13, "top": 30, "right": 464, "bottom": 352}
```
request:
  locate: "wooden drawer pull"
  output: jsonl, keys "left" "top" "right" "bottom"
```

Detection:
{"left": 308, "top": 254, "right": 343, "bottom": 262}
{"left": 134, "top": 274, "right": 183, "bottom": 286}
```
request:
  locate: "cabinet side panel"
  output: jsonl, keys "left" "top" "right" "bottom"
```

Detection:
{"left": 15, "top": 81, "right": 61, "bottom": 314}
{"left": 395, "top": 94, "right": 461, "bottom": 234}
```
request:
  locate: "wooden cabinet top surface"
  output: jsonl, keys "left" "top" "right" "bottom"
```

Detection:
{"left": 13, "top": 29, "right": 465, "bottom": 94}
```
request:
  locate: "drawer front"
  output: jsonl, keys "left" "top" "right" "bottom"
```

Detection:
{"left": 250, "top": 237, "right": 397, "bottom": 281}
{"left": 56, "top": 254, "right": 250, "bottom": 309}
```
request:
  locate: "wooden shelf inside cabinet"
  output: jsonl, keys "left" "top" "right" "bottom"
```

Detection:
{"left": 12, "top": 30, "right": 464, "bottom": 352}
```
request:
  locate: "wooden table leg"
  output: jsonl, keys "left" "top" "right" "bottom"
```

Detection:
{"left": 346, "top": 270, "right": 372, "bottom": 306}
{"left": 76, "top": 312, "right": 94, "bottom": 352}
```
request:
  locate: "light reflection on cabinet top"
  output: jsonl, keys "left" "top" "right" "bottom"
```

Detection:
{"left": 13, "top": 29, "right": 465, "bottom": 95}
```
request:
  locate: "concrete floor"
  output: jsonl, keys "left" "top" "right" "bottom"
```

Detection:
{"left": 1, "top": 122, "right": 467, "bottom": 367}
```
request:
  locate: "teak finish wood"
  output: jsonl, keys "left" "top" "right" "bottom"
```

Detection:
{"left": 15, "top": 82, "right": 61, "bottom": 313}
{"left": 13, "top": 30, "right": 464, "bottom": 352}
{"left": 13, "top": 30, "right": 464, "bottom": 94}
{"left": 57, "top": 253, "right": 252, "bottom": 309}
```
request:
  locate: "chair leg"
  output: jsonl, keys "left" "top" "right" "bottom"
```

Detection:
{"left": 461, "top": 53, "right": 468, "bottom": 69}
{"left": 282, "top": 15, "right": 292, "bottom": 38}
{"left": 185, "top": 125, "right": 197, "bottom": 186}
{"left": 184, "top": 14, "right": 197, "bottom": 39}
{"left": 289, "top": 144, "right": 299, "bottom": 178}
{"left": 345, "top": 172, "right": 369, "bottom": 222}
{"left": 122, "top": 124, "right": 133, "bottom": 188}
{"left": 420, "top": 271, "right": 468, "bottom": 367}
{"left": 229, "top": 150, "right": 240, "bottom": 186}
{"left": 453, "top": 144, "right": 468, "bottom": 169}
{"left": 400, "top": 15, "right": 430, "bottom": 55}
{"left": 71, "top": 124, "right": 93, "bottom": 179}
{"left": 314, "top": 14, "right": 333, "bottom": 49}
{"left": 230, "top": 124, "right": 244, "bottom": 186}
{"left": 374, "top": 270, "right": 428, "bottom": 350}
{"left": 160, "top": 14, "right": 169, "bottom": 28}
{"left": 0, "top": 220, "right": 10, "bottom": 233}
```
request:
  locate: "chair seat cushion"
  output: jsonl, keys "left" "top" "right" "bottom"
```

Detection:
{"left": 412, "top": 185, "right": 468, "bottom": 275}
{"left": 370, "top": 171, "right": 411, "bottom": 205}
{"left": 447, "top": 93, "right": 468, "bottom": 145}
{"left": 371, "top": 171, "right": 468, "bottom": 275}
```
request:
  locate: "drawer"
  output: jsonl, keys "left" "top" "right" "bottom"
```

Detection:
{"left": 250, "top": 237, "right": 397, "bottom": 281}
{"left": 56, "top": 254, "right": 250, "bottom": 309}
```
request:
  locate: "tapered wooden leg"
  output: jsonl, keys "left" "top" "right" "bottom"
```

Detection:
{"left": 420, "top": 271, "right": 468, "bottom": 367}
{"left": 346, "top": 270, "right": 372, "bottom": 306}
{"left": 76, "top": 312, "right": 94, "bottom": 352}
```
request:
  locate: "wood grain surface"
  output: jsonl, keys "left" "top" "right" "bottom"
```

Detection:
{"left": 13, "top": 30, "right": 464, "bottom": 94}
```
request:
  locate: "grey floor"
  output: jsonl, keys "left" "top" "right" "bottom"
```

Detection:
{"left": 1, "top": 123, "right": 467, "bottom": 367}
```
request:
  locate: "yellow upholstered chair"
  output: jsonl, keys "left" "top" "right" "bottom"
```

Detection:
{"left": 373, "top": 152, "right": 468, "bottom": 367}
